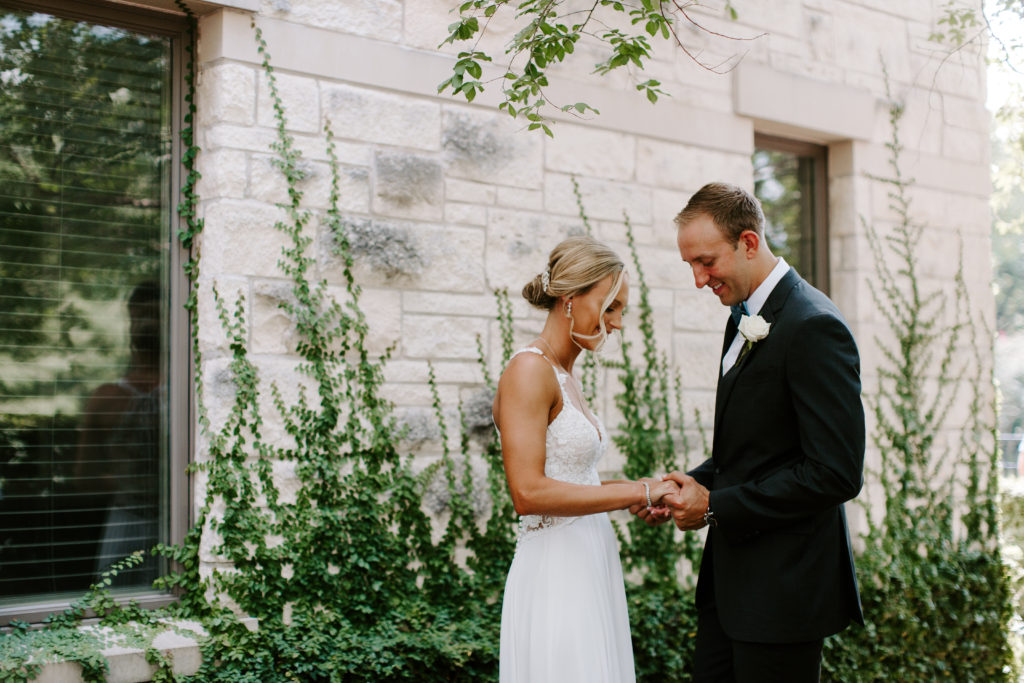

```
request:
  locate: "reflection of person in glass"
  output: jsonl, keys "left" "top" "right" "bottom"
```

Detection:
{"left": 76, "top": 282, "right": 161, "bottom": 587}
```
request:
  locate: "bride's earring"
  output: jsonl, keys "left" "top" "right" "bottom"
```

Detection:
{"left": 567, "top": 300, "right": 573, "bottom": 316}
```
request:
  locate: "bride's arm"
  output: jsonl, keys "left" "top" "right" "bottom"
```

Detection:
{"left": 602, "top": 478, "right": 678, "bottom": 505}
{"left": 495, "top": 354, "right": 664, "bottom": 517}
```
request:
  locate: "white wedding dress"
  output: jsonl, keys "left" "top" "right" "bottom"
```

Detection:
{"left": 498, "top": 347, "right": 636, "bottom": 683}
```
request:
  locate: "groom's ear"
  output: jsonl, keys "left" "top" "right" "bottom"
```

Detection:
{"left": 738, "top": 230, "right": 760, "bottom": 258}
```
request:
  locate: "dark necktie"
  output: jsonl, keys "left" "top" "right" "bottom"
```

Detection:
{"left": 730, "top": 301, "right": 749, "bottom": 326}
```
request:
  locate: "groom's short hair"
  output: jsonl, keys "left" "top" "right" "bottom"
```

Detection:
{"left": 674, "top": 182, "right": 765, "bottom": 245}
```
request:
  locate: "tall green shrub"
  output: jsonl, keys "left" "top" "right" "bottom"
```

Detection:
{"left": 157, "top": 23, "right": 513, "bottom": 682}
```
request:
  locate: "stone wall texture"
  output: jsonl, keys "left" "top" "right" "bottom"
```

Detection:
{"left": 188, "top": 0, "right": 992, "bottom": 546}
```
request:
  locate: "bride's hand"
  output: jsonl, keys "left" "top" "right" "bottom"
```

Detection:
{"left": 648, "top": 478, "right": 681, "bottom": 506}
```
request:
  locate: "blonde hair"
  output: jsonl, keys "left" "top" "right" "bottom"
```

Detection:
{"left": 522, "top": 235, "right": 625, "bottom": 310}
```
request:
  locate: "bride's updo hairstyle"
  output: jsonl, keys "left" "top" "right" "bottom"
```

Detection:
{"left": 522, "top": 235, "right": 625, "bottom": 310}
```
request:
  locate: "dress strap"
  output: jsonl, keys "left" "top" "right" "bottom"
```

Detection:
{"left": 509, "top": 346, "right": 544, "bottom": 361}
{"left": 512, "top": 346, "right": 566, "bottom": 380}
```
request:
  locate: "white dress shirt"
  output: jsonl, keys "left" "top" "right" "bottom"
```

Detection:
{"left": 721, "top": 257, "right": 791, "bottom": 375}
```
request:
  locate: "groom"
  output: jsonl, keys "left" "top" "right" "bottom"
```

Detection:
{"left": 643, "top": 182, "right": 865, "bottom": 681}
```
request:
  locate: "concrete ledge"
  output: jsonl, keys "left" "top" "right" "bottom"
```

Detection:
{"left": 30, "top": 620, "right": 206, "bottom": 683}
{"left": 733, "top": 61, "right": 876, "bottom": 142}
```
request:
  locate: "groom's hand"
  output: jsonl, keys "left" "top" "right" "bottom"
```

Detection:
{"left": 662, "top": 471, "right": 710, "bottom": 531}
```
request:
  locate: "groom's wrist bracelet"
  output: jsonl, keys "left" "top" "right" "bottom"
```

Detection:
{"left": 641, "top": 481, "right": 652, "bottom": 508}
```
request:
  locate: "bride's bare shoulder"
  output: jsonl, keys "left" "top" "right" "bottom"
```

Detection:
{"left": 494, "top": 349, "right": 559, "bottom": 428}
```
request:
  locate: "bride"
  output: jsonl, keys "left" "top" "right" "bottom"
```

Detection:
{"left": 493, "top": 235, "right": 678, "bottom": 682}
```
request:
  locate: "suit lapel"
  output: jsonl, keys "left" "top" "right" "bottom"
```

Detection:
{"left": 714, "top": 320, "right": 736, "bottom": 439}
{"left": 713, "top": 270, "right": 802, "bottom": 441}
{"left": 721, "top": 316, "right": 738, "bottom": 359}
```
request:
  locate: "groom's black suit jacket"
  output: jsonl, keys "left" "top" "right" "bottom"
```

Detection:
{"left": 689, "top": 268, "right": 865, "bottom": 644}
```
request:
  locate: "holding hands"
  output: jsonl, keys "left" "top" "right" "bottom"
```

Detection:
{"left": 634, "top": 477, "right": 680, "bottom": 523}
{"left": 630, "top": 471, "right": 711, "bottom": 531}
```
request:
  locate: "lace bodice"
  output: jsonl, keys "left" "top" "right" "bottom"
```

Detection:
{"left": 502, "top": 347, "right": 607, "bottom": 545}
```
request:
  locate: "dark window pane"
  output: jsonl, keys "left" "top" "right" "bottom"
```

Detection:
{"left": 752, "top": 137, "right": 828, "bottom": 291}
{"left": 0, "top": 6, "right": 172, "bottom": 602}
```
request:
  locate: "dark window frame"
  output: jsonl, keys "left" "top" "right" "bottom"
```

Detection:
{"left": 0, "top": 0, "right": 191, "bottom": 625}
{"left": 753, "top": 133, "right": 830, "bottom": 294}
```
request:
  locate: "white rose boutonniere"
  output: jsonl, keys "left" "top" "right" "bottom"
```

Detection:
{"left": 736, "top": 314, "right": 770, "bottom": 362}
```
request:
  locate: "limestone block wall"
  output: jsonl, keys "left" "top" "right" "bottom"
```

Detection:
{"left": 187, "top": 0, "right": 992, "bottom": 545}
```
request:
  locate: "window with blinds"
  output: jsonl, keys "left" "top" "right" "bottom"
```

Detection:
{"left": 752, "top": 134, "right": 830, "bottom": 293}
{"left": 0, "top": 4, "right": 175, "bottom": 605}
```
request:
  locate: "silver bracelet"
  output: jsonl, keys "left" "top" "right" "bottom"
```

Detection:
{"left": 641, "top": 481, "right": 652, "bottom": 508}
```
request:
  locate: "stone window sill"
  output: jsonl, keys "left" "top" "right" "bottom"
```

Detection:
{"left": 29, "top": 620, "right": 205, "bottom": 683}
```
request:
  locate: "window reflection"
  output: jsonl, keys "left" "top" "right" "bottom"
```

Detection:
{"left": 0, "top": 7, "right": 171, "bottom": 601}
{"left": 75, "top": 283, "right": 162, "bottom": 587}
